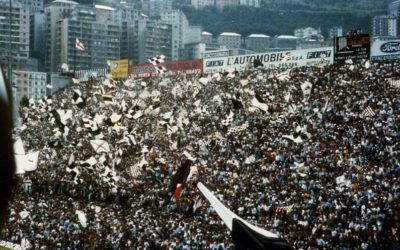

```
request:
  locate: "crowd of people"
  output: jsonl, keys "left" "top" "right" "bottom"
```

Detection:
{"left": 1, "top": 59, "right": 399, "bottom": 249}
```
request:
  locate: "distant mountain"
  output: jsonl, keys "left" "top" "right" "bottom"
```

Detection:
{"left": 178, "top": 0, "right": 393, "bottom": 38}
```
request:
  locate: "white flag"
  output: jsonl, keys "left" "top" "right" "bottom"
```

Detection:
{"left": 75, "top": 38, "right": 86, "bottom": 51}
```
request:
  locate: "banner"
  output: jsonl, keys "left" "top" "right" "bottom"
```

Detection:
{"left": 203, "top": 47, "right": 333, "bottom": 73}
{"left": 202, "top": 49, "right": 231, "bottom": 59}
{"left": 370, "top": 40, "right": 400, "bottom": 61}
{"left": 110, "top": 59, "right": 129, "bottom": 79}
{"left": 129, "top": 59, "right": 203, "bottom": 78}
{"left": 334, "top": 34, "right": 370, "bottom": 61}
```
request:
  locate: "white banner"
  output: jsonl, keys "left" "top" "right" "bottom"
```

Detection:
{"left": 203, "top": 47, "right": 334, "bottom": 73}
{"left": 370, "top": 40, "right": 400, "bottom": 61}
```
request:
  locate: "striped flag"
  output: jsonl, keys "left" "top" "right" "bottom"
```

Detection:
{"left": 361, "top": 106, "right": 376, "bottom": 117}
{"left": 75, "top": 38, "right": 85, "bottom": 51}
{"left": 130, "top": 165, "right": 142, "bottom": 178}
{"left": 390, "top": 78, "right": 400, "bottom": 88}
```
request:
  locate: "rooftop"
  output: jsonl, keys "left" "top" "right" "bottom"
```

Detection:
{"left": 277, "top": 35, "right": 298, "bottom": 39}
{"left": 248, "top": 34, "right": 270, "bottom": 38}
{"left": 95, "top": 4, "right": 115, "bottom": 11}
{"left": 220, "top": 32, "right": 241, "bottom": 37}
{"left": 51, "top": 0, "right": 78, "bottom": 5}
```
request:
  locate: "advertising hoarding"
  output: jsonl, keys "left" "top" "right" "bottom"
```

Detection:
{"left": 129, "top": 59, "right": 203, "bottom": 78}
{"left": 203, "top": 47, "right": 334, "bottom": 73}
{"left": 110, "top": 59, "right": 129, "bottom": 79}
{"left": 334, "top": 34, "right": 370, "bottom": 61}
{"left": 202, "top": 50, "right": 231, "bottom": 59}
{"left": 370, "top": 40, "right": 400, "bottom": 61}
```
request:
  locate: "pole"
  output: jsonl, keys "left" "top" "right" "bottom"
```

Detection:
{"left": 7, "top": 0, "right": 12, "bottom": 86}
{"left": 74, "top": 40, "right": 76, "bottom": 76}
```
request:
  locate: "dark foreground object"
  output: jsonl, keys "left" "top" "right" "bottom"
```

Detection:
{"left": 0, "top": 66, "right": 16, "bottom": 230}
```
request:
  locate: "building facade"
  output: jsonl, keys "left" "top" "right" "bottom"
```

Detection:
{"left": 141, "top": 0, "right": 173, "bottom": 18}
{"left": 388, "top": 0, "right": 400, "bottom": 17}
{"left": 13, "top": 70, "right": 46, "bottom": 106}
{"left": 215, "top": 0, "right": 239, "bottom": 9}
{"left": 17, "top": 0, "right": 43, "bottom": 13}
{"left": 201, "top": 31, "right": 213, "bottom": 43}
{"left": 160, "top": 10, "right": 189, "bottom": 61}
{"left": 273, "top": 35, "right": 298, "bottom": 50}
{"left": 245, "top": 34, "right": 270, "bottom": 52}
{"left": 190, "top": 0, "right": 214, "bottom": 9}
{"left": 44, "top": 0, "right": 78, "bottom": 72}
{"left": 217, "top": 32, "right": 241, "bottom": 49}
{"left": 30, "top": 12, "right": 45, "bottom": 62}
{"left": 45, "top": 1, "right": 122, "bottom": 72}
{"left": 239, "top": 0, "right": 260, "bottom": 7}
{"left": 137, "top": 17, "right": 172, "bottom": 63}
{"left": 329, "top": 26, "right": 343, "bottom": 39}
{"left": 372, "top": 15, "right": 398, "bottom": 37}
{"left": 0, "top": 0, "right": 30, "bottom": 70}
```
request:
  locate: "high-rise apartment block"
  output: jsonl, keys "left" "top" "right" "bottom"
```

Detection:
{"left": 13, "top": 70, "right": 46, "bottom": 102}
{"left": 371, "top": 1, "right": 400, "bottom": 38}
{"left": 372, "top": 15, "right": 398, "bottom": 37}
{"left": 0, "top": 0, "right": 30, "bottom": 69}
{"left": 329, "top": 26, "right": 343, "bottom": 39}
{"left": 141, "top": 0, "right": 173, "bottom": 18}
{"left": 161, "top": 10, "right": 189, "bottom": 61}
{"left": 190, "top": 0, "right": 214, "bottom": 9}
{"left": 137, "top": 16, "right": 173, "bottom": 63}
{"left": 239, "top": 0, "right": 260, "bottom": 7}
{"left": 44, "top": 2, "right": 121, "bottom": 72}
{"left": 18, "top": 0, "right": 43, "bottom": 13}
{"left": 388, "top": 0, "right": 400, "bottom": 17}
{"left": 44, "top": 0, "right": 78, "bottom": 72}
{"left": 215, "top": 0, "right": 239, "bottom": 9}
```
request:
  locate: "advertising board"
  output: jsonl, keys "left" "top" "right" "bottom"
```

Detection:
{"left": 110, "top": 59, "right": 129, "bottom": 79}
{"left": 129, "top": 59, "right": 203, "bottom": 78}
{"left": 334, "top": 34, "right": 370, "bottom": 61}
{"left": 203, "top": 47, "right": 334, "bottom": 73}
{"left": 202, "top": 50, "right": 231, "bottom": 59}
{"left": 370, "top": 40, "right": 400, "bottom": 61}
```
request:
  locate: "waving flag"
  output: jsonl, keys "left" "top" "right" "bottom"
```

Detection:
{"left": 75, "top": 38, "right": 85, "bottom": 51}
{"left": 361, "top": 106, "right": 376, "bottom": 117}
{"left": 148, "top": 55, "right": 165, "bottom": 66}
{"left": 198, "top": 182, "right": 293, "bottom": 250}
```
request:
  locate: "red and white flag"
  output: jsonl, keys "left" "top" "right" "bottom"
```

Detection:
{"left": 75, "top": 38, "right": 85, "bottom": 51}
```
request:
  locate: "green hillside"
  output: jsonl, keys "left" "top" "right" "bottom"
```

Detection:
{"left": 43, "top": 0, "right": 394, "bottom": 38}
{"left": 180, "top": 5, "right": 385, "bottom": 37}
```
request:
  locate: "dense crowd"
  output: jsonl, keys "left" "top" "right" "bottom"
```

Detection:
{"left": 1, "top": 60, "right": 400, "bottom": 249}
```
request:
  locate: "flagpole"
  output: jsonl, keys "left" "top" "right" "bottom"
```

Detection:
{"left": 74, "top": 39, "right": 76, "bottom": 76}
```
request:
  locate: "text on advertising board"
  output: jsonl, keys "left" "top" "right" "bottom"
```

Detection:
{"left": 203, "top": 47, "right": 334, "bottom": 73}
{"left": 380, "top": 42, "right": 400, "bottom": 53}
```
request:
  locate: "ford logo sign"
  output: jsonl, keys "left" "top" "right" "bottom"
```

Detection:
{"left": 380, "top": 42, "right": 400, "bottom": 53}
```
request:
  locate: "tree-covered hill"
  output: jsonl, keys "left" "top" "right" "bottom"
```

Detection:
{"left": 178, "top": 0, "right": 392, "bottom": 37}
{"left": 44, "top": 0, "right": 394, "bottom": 37}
